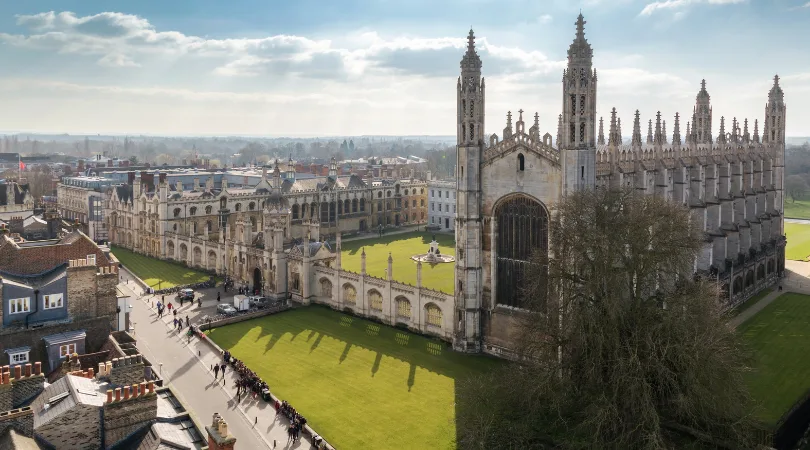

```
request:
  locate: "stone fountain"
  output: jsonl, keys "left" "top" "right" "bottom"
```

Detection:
{"left": 411, "top": 235, "right": 455, "bottom": 264}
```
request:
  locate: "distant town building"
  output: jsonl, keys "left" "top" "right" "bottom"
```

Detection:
{"left": 427, "top": 178, "right": 456, "bottom": 232}
{"left": 57, "top": 176, "right": 115, "bottom": 242}
{"left": 0, "top": 180, "right": 33, "bottom": 214}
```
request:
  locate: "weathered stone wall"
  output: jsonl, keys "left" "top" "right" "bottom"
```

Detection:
{"left": 103, "top": 386, "right": 157, "bottom": 448}
{"left": 0, "top": 407, "right": 33, "bottom": 439}
{"left": 67, "top": 265, "right": 98, "bottom": 319}
{"left": 36, "top": 403, "right": 100, "bottom": 450}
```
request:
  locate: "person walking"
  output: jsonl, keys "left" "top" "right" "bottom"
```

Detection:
{"left": 214, "top": 364, "right": 220, "bottom": 379}
{"left": 220, "top": 363, "right": 226, "bottom": 378}
{"left": 217, "top": 292, "right": 221, "bottom": 302}
{"left": 198, "top": 297, "right": 202, "bottom": 308}
{"left": 185, "top": 316, "right": 189, "bottom": 328}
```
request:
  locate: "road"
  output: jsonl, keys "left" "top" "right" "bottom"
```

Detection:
{"left": 118, "top": 269, "right": 312, "bottom": 449}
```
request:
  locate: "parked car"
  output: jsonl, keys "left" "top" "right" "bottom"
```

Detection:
{"left": 217, "top": 304, "right": 238, "bottom": 316}
{"left": 249, "top": 296, "right": 269, "bottom": 308}
{"left": 177, "top": 288, "right": 195, "bottom": 301}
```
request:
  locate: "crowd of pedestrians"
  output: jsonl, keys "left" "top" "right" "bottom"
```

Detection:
{"left": 276, "top": 400, "right": 306, "bottom": 444}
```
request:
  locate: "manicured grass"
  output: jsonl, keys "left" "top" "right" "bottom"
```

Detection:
{"left": 207, "top": 306, "right": 500, "bottom": 450}
{"left": 340, "top": 231, "right": 456, "bottom": 294}
{"left": 785, "top": 199, "right": 810, "bottom": 220}
{"left": 785, "top": 222, "right": 810, "bottom": 261}
{"left": 739, "top": 293, "right": 810, "bottom": 425}
{"left": 110, "top": 246, "right": 212, "bottom": 289}
{"left": 732, "top": 287, "right": 774, "bottom": 317}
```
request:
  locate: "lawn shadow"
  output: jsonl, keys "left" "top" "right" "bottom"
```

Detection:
{"left": 338, "top": 342, "right": 352, "bottom": 364}
{"left": 310, "top": 333, "right": 324, "bottom": 353}
{"left": 407, "top": 362, "right": 416, "bottom": 392}
{"left": 371, "top": 351, "right": 382, "bottom": 377}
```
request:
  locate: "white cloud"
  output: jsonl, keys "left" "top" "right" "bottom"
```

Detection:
{"left": 640, "top": 0, "right": 745, "bottom": 16}
{"left": 538, "top": 14, "right": 553, "bottom": 24}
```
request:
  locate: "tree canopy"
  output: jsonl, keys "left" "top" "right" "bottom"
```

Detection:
{"left": 457, "top": 188, "right": 757, "bottom": 450}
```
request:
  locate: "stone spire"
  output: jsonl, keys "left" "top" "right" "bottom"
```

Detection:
{"left": 654, "top": 111, "right": 662, "bottom": 145}
{"left": 686, "top": 121, "right": 691, "bottom": 144}
{"left": 598, "top": 117, "right": 605, "bottom": 145}
{"left": 662, "top": 120, "right": 667, "bottom": 144}
{"left": 673, "top": 113, "right": 681, "bottom": 146}
{"left": 608, "top": 108, "right": 618, "bottom": 146}
{"left": 743, "top": 118, "right": 750, "bottom": 143}
{"left": 503, "top": 111, "right": 513, "bottom": 139}
{"left": 694, "top": 79, "right": 713, "bottom": 144}
{"left": 647, "top": 119, "right": 653, "bottom": 144}
{"left": 717, "top": 116, "right": 727, "bottom": 145}
{"left": 556, "top": 114, "right": 563, "bottom": 147}
{"left": 768, "top": 74, "right": 785, "bottom": 104}
{"left": 460, "top": 29, "right": 482, "bottom": 71}
{"left": 753, "top": 119, "right": 760, "bottom": 143}
{"left": 286, "top": 154, "right": 295, "bottom": 180}
{"left": 534, "top": 111, "right": 540, "bottom": 129}
{"left": 617, "top": 117, "right": 623, "bottom": 144}
{"left": 567, "top": 13, "right": 593, "bottom": 65}
{"left": 632, "top": 110, "right": 642, "bottom": 147}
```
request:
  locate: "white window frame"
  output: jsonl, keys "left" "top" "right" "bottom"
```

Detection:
{"left": 9, "top": 351, "right": 29, "bottom": 365}
{"left": 43, "top": 294, "right": 64, "bottom": 310}
{"left": 9, "top": 297, "right": 30, "bottom": 314}
{"left": 59, "top": 343, "right": 77, "bottom": 359}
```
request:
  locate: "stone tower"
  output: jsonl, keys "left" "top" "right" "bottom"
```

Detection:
{"left": 454, "top": 29, "right": 485, "bottom": 352}
{"left": 691, "top": 80, "right": 713, "bottom": 145}
{"left": 561, "top": 14, "right": 597, "bottom": 194}
{"left": 764, "top": 75, "right": 787, "bottom": 234}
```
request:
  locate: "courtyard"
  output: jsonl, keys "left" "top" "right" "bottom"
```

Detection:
{"left": 206, "top": 306, "right": 500, "bottom": 450}
{"left": 340, "top": 231, "right": 456, "bottom": 294}
{"left": 110, "top": 245, "right": 214, "bottom": 289}
{"left": 739, "top": 292, "right": 810, "bottom": 425}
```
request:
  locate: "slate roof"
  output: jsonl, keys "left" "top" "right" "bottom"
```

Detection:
{"left": 32, "top": 374, "right": 108, "bottom": 429}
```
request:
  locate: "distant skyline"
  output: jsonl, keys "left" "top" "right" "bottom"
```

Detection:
{"left": 0, "top": 1, "right": 808, "bottom": 137}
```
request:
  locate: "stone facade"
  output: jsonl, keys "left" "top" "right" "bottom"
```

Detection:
{"left": 427, "top": 179, "right": 456, "bottom": 231}
{"left": 0, "top": 181, "right": 33, "bottom": 214}
{"left": 453, "top": 14, "right": 787, "bottom": 356}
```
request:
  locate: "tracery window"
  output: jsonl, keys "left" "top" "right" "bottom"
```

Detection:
{"left": 580, "top": 68, "right": 587, "bottom": 87}
{"left": 580, "top": 95, "right": 585, "bottom": 115}
{"left": 469, "top": 123, "right": 474, "bottom": 141}
{"left": 496, "top": 195, "right": 548, "bottom": 309}
{"left": 189, "top": 207, "right": 197, "bottom": 216}
{"left": 320, "top": 279, "right": 333, "bottom": 299}
{"left": 570, "top": 124, "right": 575, "bottom": 143}
{"left": 580, "top": 122, "right": 586, "bottom": 142}
{"left": 396, "top": 297, "right": 412, "bottom": 318}
{"left": 249, "top": 202, "right": 255, "bottom": 210}
{"left": 235, "top": 203, "right": 241, "bottom": 212}
{"left": 570, "top": 94, "right": 576, "bottom": 116}
{"left": 426, "top": 304, "right": 442, "bottom": 327}
{"left": 369, "top": 290, "right": 383, "bottom": 311}
{"left": 343, "top": 284, "right": 357, "bottom": 305}
{"left": 205, "top": 205, "right": 212, "bottom": 214}
{"left": 173, "top": 208, "right": 181, "bottom": 218}
{"left": 469, "top": 100, "right": 474, "bottom": 118}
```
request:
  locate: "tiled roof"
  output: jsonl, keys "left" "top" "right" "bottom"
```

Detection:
{"left": 0, "top": 230, "right": 110, "bottom": 275}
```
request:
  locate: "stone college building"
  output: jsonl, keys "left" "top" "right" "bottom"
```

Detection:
{"left": 453, "top": 14, "right": 786, "bottom": 355}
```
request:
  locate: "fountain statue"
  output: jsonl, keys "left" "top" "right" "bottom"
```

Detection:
{"left": 411, "top": 235, "right": 455, "bottom": 264}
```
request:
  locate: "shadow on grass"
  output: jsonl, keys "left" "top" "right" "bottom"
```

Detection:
{"left": 207, "top": 304, "right": 503, "bottom": 448}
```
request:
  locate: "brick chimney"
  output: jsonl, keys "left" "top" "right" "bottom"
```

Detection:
{"left": 127, "top": 171, "right": 136, "bottom": 185}
{"left": 78, "top": 160, "right": 85, "bottom": 172}
{"left": 206, "top": 413, "right": 236, "bottom": 450}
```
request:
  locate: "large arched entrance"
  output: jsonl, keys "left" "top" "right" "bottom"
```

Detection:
{"left": 495, "top": 195, "right": 548, "bottom": 308}
{"left": 253, "top": 267, "right": 263, "bottom": 295}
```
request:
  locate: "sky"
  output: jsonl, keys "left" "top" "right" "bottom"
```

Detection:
{"left": 0, "top": 0, "right": 808, "bottom": 137}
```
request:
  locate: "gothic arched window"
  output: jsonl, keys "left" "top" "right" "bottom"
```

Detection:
{"left": 580, "top": 68, "right": 586, "bottom": 87}
{"left": 580, "top": 122, "right": 586, "bottom": 142}
{"left": 205, "top": 205, "right": 212, "bottom": 214}
{"left": 570, "top": 95, "right": 576, "bottom": 116}
{"left": 469, "top": 100, "right": 474, "bottom": 118}
{"left": 570, "top": 124, "right": 576, "bottom": 143}
{"left": 469, "top": 123, "right": 474, "bottom": 141}
{"left": 580, "top": 95, "right": 585, "bottom": 115}
{"left": 495, "top": 195, "right": 548, "bottom": 309}
{"left": 518, "top": 153, "right": 525, "bottom": 171}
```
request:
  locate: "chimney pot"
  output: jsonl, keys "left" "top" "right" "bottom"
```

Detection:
{"left": 24, "top": 364, "right": 31, "bottom": 377}
{"left": 114, "top": 388, "right": 121, "bottom": 402}
{"left": 2, "top": 366, "right": 8, "bottom": 373}
{"left": 106, "top": 361, "right": 112, "bottom": 374}
{"left": 132, "top": 384, "right": 139, "bottom": 397}
{"left": 34, "top": 361, "right": 41, "bottom": 375}
{"left": 88, "top": 368, "right": 94, "bottom": 378}
{"left": 14, "top": 366, "right": 21, "bottom": 380}
{"left": 106, "top": 390, "right": 113, "bottom": 403}
{"left": 147, "top": 381, "right": 154, "bottom": 393}
{"left": 3, "top": 373, "right": 9, "bottom": 385}
{"left": 123, "top": 386, "right": 130, "bottom": 400}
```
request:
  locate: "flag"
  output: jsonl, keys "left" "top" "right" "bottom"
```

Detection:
{"left": 19, "top": 160, "right": 25, "bottom": 170}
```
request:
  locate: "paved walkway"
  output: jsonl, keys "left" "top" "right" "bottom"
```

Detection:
{"left": 117, "top": 268, "right": 312, "bottom": 450}
{"left": 729, "top": 260, "right": 810, "bottom": 328}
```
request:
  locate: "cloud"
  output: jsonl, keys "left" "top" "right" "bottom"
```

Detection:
{"left": 639, "top": 0, "right": 745, "bottom": 16}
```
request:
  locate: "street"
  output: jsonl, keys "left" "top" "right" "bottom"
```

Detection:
{"left": 118, "top": 268, "right": 312, "bottom": 449}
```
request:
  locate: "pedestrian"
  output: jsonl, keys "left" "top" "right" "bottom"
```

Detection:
{"left": 186, "top": 316, "right": 189, "bottom": 328}
{"left": 217, "top": 292, "right": 221, "bottom": 302}
{"left": 198, "top": 297, "right": 202, "bottom": 308}
{"left": 173, "top": 318, "right": 177, "bottom": 328}
{"left": 220, "top": 363, "right": 226, "bottom": 377}
{"left": 214, "top": 364, "right": 220, "bottom": 378}
{"left": 162, "top": 295, "right": 165, "bottom": 304}
{"left": 173, "top": 309, "right": 177, "bottom": 319}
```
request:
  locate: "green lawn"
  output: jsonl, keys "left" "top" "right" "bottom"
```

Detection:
{"left": 340, "top": 231, "right": 456, "bottom": 294}
{"left": 207, "top": 306, "right": 500, "bottom": 450}
{"left": 739, "top": 293, "right": 810, "bottom": 425}
{"left": 732, "top": 287, "right": 774, "bottom": 317}
{"left": 785, "top": 199, "right": 810, "bottom": 219}
{"left": 785, "top": 222, "right": 810, "bottom": 261}
{"left": 110, "top": 246, "right": 212, "bottom": 289}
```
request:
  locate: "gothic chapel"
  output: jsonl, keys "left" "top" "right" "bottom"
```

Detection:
{"left": 453, "top": 14, "right": 786, "bottom": 356}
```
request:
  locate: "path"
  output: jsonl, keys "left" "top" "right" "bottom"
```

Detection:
{"left": 118, "top": 268, "right": 312, "bottom": 450}
{"left": 340, "top": 224, "right": 425, "bottom": 243}
{"left": 729, "top": 260, "right": 810, "bottom": 328}
{"left": 786, "top": 218, "right": 810, "bottom": 225}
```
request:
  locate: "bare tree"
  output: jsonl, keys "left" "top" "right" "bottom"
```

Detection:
{"left": 785, "top": 174, "right": 808, "bottom": 203}
{"left": 457, "top": 188, "right": 757, "bottom": 450}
